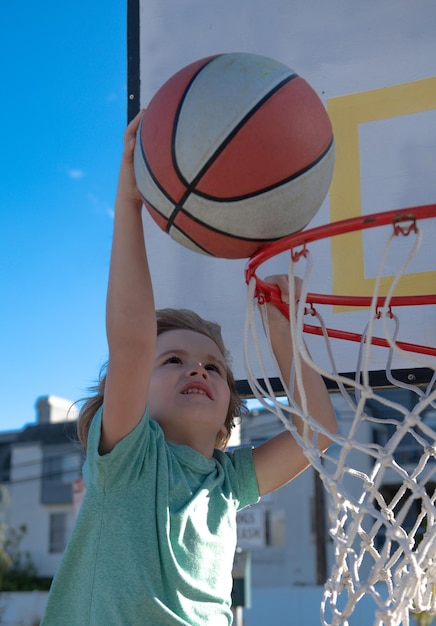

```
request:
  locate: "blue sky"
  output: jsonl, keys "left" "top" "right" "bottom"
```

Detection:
{"left": 1, "top": 1, "right": 128, "bottom": 431}
{"left": 2, "top": 1, "right": 434, "bottom": 433}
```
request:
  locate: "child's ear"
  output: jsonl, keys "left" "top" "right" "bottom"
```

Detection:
{"left": 215, "top": 424, "right": 229, "bottom": 449}
{"left": 218, "top": 424, "right": 228, "bottom": 437}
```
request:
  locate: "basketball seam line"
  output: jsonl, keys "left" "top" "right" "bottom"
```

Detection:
{"left": 166, "top": 69, "right": 299, "bottom": 232}
{"left": 137, "top": 118, "right": 180, "bottom": 214}
{"left": 189, "top": 136, "right": 335, "bottom": 203}
{"left": 140, "top": 134, "right": 333, "bottom": 241}
{"left": 167, "top": 55, "right": 220, "bottom": 232}
{"left": 137, "top": 58, "right": 221, "bottom": 225}
{"left": 172, "top": 209, "right": 297, "bottom": 246}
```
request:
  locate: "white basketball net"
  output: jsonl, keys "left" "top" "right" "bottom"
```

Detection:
{"left": 244, "top": 218, "right": 436, "bottom": 626}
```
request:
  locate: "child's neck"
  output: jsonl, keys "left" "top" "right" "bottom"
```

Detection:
{"left": 162, "top": 428, "right": 217, "bottom": 459}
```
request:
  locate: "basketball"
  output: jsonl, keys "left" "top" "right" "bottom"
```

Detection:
{"left": 134, "top": 52, "right": 334, "bottom": 259}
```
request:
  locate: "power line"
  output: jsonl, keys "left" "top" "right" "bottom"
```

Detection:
{"left": 0, "top": 448, "right": 84, "bottom": 472}
{"left": 1, "top": 465, "right": 83, "bottom": 488}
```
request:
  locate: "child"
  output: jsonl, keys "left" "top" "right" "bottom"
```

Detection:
{"left": 41, "top": 112, "right": 337, "bottom": 625}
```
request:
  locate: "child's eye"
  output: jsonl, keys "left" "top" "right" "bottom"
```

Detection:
{"left": 164, "top": 355, "right": 182, "bottom": 365}
{"left": 205, "top": 363, "right": 224, "bottom": 375}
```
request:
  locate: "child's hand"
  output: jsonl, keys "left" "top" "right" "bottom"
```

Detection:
{"left": 116, "top": 110, "right": 145, "bottom": 209}
{"left": 262, "top": 274, "right": 303, "bottom": 323}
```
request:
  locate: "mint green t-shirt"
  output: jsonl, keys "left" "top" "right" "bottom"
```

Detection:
{"left": 41, "top": 407, "right": 259, "bottom": 625}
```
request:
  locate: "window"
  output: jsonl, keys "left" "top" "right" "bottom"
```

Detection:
{"left": 42, "top": 449, "right": 82, "bottom": 504}
{"left": 49, "top": 512, "right": 67, "bottom": 553}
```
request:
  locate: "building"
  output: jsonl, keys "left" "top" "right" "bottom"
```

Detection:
{"left": 235, "top": 387, "right": 436, "bottom": 625}
{"left": 1, "top": 396, "right": 81, "bottom": 578}
{"left": 1, "top": 388, "right": 434, "bottom": 625}
{"left": 2, "top": 393, "right": 343, "bottom": 587}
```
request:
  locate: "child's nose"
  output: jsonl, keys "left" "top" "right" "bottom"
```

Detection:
{"left": 187, "top": 363, "right": 208, "bottom": 378}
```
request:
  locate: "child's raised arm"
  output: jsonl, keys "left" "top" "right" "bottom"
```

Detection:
{"left": 100, "top": 112, "right": 157, "bottom": 453}
{"left": 252, "top": 274, "right": 338, "bottom": 496}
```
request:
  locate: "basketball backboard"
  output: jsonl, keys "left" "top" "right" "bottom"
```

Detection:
{"left": 127, "top": 0, "right": 436, "bottom": 391}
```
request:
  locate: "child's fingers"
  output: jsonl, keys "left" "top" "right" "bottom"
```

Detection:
{"left": 115, "top": 111, "right": 146, "bottom": 204}
{"left": 124, "top": 109, "right": 145, "bottom": 150}
{"left": 263, "top": 274, "right": 302, "bottom": 303}
{"left": 263, "top": 274, "right": 289, "bottom": 303}
{"left": 128, "top": 109, "right": 145, "bottom": 131}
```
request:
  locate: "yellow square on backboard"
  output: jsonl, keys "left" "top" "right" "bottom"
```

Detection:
{"left": 327, "top": 77, "right": 436, "bottom": 311}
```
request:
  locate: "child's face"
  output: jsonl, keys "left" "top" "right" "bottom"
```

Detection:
{"left": 148, "top": 329, "right": 231, "bottom": 446}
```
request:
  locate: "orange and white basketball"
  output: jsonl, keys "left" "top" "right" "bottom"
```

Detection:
{"left": 134, "top": 52, "right": 334, "bottom": 259}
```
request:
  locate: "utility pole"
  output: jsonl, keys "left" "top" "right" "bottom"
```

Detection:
{"left": 314, "top": 468, "right": 327, "bottom": 584}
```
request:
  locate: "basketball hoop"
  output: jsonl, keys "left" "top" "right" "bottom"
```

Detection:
{"left": 246, "top": 204, "right": 436, "bottom": 357}
{"left": 244, "top": 204, "right": 436, "bottom": 626}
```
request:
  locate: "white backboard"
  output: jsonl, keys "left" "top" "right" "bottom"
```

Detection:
{"left": 128, "top": 0, "right": 436, "bottom": 388}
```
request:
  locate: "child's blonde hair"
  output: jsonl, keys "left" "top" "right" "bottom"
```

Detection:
{"left": 77, "top": 308, "right": 246, "bottom": 452}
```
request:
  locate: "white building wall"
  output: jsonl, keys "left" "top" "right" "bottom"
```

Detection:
{"left": 240, "top": 466, "right": 334, "bottom": 589}
{"left": 238, "top": 392, "right": 378, "bottom": 596}
{"left": 4, "top": 396, "right": 81, "bottom": 578}
{"left": 238, "top": 407, "right": 327, "bottom": 588}
{"left": 8, "top": 443, "right": 56, "bottom": 577}
{"left": 8, "top": 443, "right": 46, "bottom": 567}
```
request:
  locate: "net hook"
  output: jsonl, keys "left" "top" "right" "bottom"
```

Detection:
{"left": 375, "top": 305, "right": 394, "bottom": 320}
{"left": 393, "top": 215, "right": 418, "bottom": 236}
{"left": 290, "top": 243, "right": 308, "bottom": 262}
{"left": 304, "top": 302, "right": 317, "bottom": 317}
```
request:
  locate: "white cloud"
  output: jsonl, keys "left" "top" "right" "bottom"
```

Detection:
{"left": 87, "top": 193, "right": 114, "bottom": 219}
{"left": 68, "top": 169, "right": 86, "bottom": 180}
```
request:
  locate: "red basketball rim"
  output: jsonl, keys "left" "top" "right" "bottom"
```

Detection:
{"left": 245, "top": 204, "right": 436, "bottom": 356}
